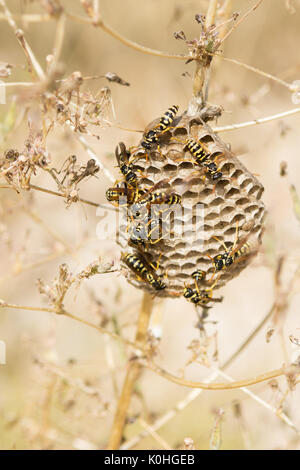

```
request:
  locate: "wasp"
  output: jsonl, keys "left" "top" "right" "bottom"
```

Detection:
{"left": 130, "top": 191, "right": 182, "bottom": 221}
{"left": 183, "top": 268, "right": 222, "bottom": 307}
{"left": 121, "top": 252, "right": 148, "bottom": 276}
{"left": 192, "top": 269, "right": 206, "bottom": 283}
{"left": 121, "top": 252, "right": 166, "bottom": 291}
{"left": 183, "top": 286, "right": 223, "bottom": 307}
{"left": 106, "top": 186, "right": 135, "bottom": 205}
{"left": 148, "top": 192, "right": 182, "bottom": 206}
{"left": 145, "top": 271, "right": 166, "bottom": 291}
{"left": 233, "top": 240, "right": 252, "bottom": 260}
{"left": 128, "top": 222, "right": 150, "bottom": 249}
{"left": 210, "top": 222, "right": 240, "bottom": 275}
{"left": 115, "top": 142, "right": 143, "bottom": 187}
{"left": 214, "top": 239, "right": 253, "bottom": 271}
{"left": 158, "top": 105, "right": 179, "bottom": 132}
{"left": 209, "top": 223, "right": 256, "bottom": 281}
{"left": 186, "top": 138, "right": 223, "bottom": 181}
{"left": 186, "top": 138, "right": 208, "bottom": 165}
{"left": 141, "top": 105, "right": 179, "bottom": 150}
{"left": 129, "top": 225, "right": 148, "bottom": 250}
{"left": 128, "top": 217, "right": 164, "bottom": 250}
{"left": 211, "top": 238, "right": 253, "bottom": 274}
{"left": 127, "top": 178, "right": 180, "bottom": 220}
{"left": 106, "top": 185, "right": 146, "bottom": 206}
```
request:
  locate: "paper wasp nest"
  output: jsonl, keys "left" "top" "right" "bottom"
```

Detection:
{"left": 118, "top": 112, "right": 265, "bottom": 298}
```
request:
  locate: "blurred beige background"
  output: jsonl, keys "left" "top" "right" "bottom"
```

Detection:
{"left": 1, "top": 0, "right": 300, "bottom": 450}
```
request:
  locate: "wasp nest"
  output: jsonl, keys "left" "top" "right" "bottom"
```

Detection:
{"left": 111, "top": 109, "right": 265, "bottom": 301}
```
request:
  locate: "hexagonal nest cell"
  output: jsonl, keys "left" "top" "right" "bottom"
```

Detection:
{"left": 114, "top": 111, "right": 265, "bottom": 300}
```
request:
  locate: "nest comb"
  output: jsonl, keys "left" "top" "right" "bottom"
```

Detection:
{"left": 118, "top": 112, "right": 265, "bottom": 298}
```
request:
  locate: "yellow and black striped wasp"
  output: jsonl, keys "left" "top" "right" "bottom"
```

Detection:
{"left": 192, "top": 269, "right": 206, "bottom": 288}
{"left": 208, "top": 223, "right": 257, "bottom": 282}
{"left": 127, "top": 182, "right": 182, "bottom": 248}
{"left": 212, "top": 239, "right": 253, "bottom": 272}
{"left": 115, "top": 142, "right": 144, "bottom": 187}
{"left": 106, "top": 175, "right": 172, "bottom": 209}
{"left": 186, "top": 138, "right": 223, "bottom": 181}
{"left": 129, "top": 186, "right": 182, "bottom": 222}
{"left": 183, "top": 285, "right": 223, "bottom": 307}
{"left": 141, "top": 105, "right": 179, "bottom": 151}
{"left": 121, "top": 251, "right": 166, "bottom": 291}
{"left": 183, "top": 269, "right": 223, "bottom": 307}
{"left": 128, "top": 217, "right": 164, "bottom": 250}
{"left": 106, "top": 185, "right": 145, "bottom": 207}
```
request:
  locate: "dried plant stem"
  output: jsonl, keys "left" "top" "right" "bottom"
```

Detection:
{"left": 0, "top": 302, "right": 143, "bottom": 352}
{"left": 217, "top": 369, "right": 300, "bottom": 436}
{"left": 0, "top": 183, "right": 114, "bottom": 210}
{"left": 138, "top": 418, "right": 172, "bottom": 450}
{"left": 51, "top": 12, "right": 66, "bottom": 70}
{"left": 121, "top": 302, "right": 276, "bottom": 449}
{"left": 213, "top": 107, "right": 300, "bottom": 133}
{"left": 107, "top": 292, "right": 154, "bottom": 450}
{"left": 37, "top": 357, "right": 106, "bottom": 402}
{"left": 102, "top": 25, "right": 183, "bottom": 59}
{"left": 0, "top": 7, "right": 293, "bottom": 95}
{"left": 1, "top": 82, "right": 36, "bottom": 88}
{"left": 0, "top": 12, "right": 52, "bottom": 22}
{"left": 191, "top": 0, "right": 219, "bottom": 111}
{"left": 145, "top": 362, "right": 296, "bottom": 391}
{"left": 218, "top": 0, "right": 233, "bottom": 39}
{"left": 210, "top": 0, "right": 232, "bottom": 76}
{"left": 0, "top": 252, "right": 66, "bottom": 286}
{"left": 205, "top": 0, "right": 219, "bottom": 28}
{"left": 221, "top": 55, "right": 294, "bottom": 91}
{"left": 220, "top": 0, "right": 264, "bottom": 45}
{"left": 0, "top": 0, "right": 45, "bottom": 80}
{"left": 0, "top": 1, "right": 114, "bottom": 184}
{"left": 1, "top": 14, "right": 295, "bottom": 98}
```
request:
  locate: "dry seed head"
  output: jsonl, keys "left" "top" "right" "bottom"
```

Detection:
{"left": 119, "top": 113, "right": 265, "bottom": 298}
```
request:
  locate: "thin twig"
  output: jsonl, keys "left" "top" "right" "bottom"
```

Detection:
{"left": 37, "top": 357, "right": 107, "bottom": 404}
{"left": 93, "top": 17, "right": 188, "bottom": 61}
{"left": 0, "top": 252, "right": 67, "bottom": 285}
{"left": 0, "top": 12, "right": 52, "bottom": 22}
{"left": 0, "top": 1, "right": 114, "bottom": 184}
{"left": 51, "top": 12, "right": 66, "bottom": 71}
{"left": 221, "top": 55, "right": 295, "bottom": 91}
{"left": 206, "top": 0, "right": 219, "bottom": 28}
{"left": 107, "top": 292, "right": 154, "bottom": 450}
{"left": 1, "top": 82, "right": 36, "bottom": 88}
{"left": 213, "top": 107, "right": 300, "bottom": 133}
{"left": 0, "top": 302, "right": 143, "bottom": 353}
{"left": 145, "top": 361, "right": 294, "bottom": 391}
{"left": 0, "top": 0, "right": 45, "bottom": 80}
{"left": 218, "top": 0, "right": 233, "bottom": 41}
{"left": 138, "top": 418, "right": 172, "bottom": 450}
{"left": 220, "top": 0, "right": 264, "bottom": 45}
{"left": 121, "top": 303, "right": 276, "bottom": 449}
{"left": 0, "top": 183, "right": 116, "bottom": 211}
{"left": 0, "top": 9, "right": 295, "bottom": 97}
{"left": 217, "top": 369, "right": 300, "bottom": 436}
{"left": 189, "top": 0, "right": 219, "bottom": 114}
